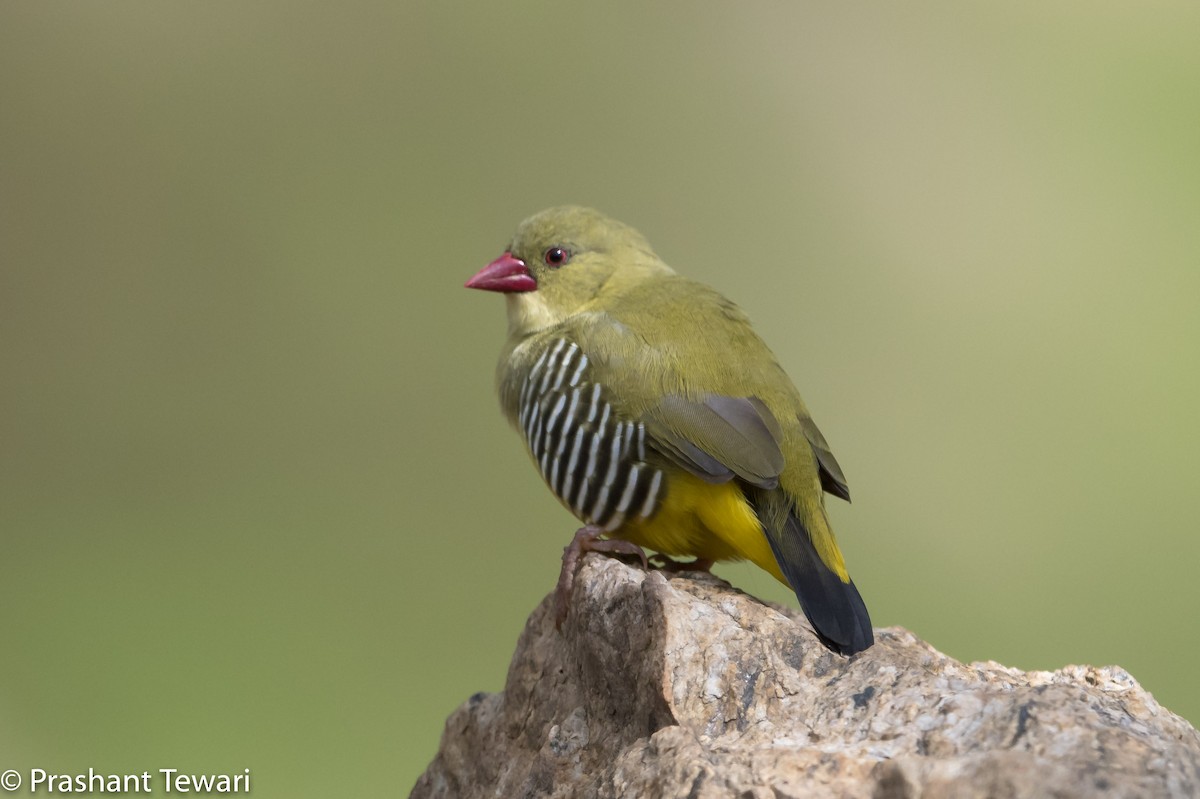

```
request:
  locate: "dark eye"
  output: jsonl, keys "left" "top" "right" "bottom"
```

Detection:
{"left": 543, "top": 247, "right": 571, "bottom": 267}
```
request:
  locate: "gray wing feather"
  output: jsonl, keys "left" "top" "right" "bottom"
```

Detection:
{"left": 645, "top": 394, "right": 785, "bottom": 489}
{"left": 799, "top": 416, "right": 850, "bottom": 501}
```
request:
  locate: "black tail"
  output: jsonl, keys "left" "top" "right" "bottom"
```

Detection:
{"left": 763, "top": 511, "right": 873, "bottom": 656}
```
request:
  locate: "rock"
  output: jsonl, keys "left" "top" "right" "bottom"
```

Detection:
{"left": 410, "top": 556, "right": 1200, "bottom": 798}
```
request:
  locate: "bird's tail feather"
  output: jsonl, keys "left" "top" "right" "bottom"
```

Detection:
{"left": 762, "top": 510, "right": 873, "bottom": 655}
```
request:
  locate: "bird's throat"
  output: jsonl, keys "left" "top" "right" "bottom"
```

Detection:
{"left": 506, "top": 292, "right": 566, "bottom": 338}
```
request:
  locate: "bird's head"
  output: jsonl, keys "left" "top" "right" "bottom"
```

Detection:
{"left": 466, "top": 206, "right": 673, "bottom": 336}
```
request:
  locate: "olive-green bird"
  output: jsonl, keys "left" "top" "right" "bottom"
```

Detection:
{"left": 466, "top": 206, "right": 873, "bottom": 655}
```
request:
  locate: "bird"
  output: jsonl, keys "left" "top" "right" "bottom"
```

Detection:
{"left": 465, "top": 206, "right": 873, "bottom": 655}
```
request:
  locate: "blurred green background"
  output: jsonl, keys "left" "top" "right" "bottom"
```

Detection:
{"left": 2, "top": 2, "right": 1197, "bottom": 795}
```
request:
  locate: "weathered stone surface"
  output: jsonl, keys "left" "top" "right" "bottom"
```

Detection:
{"left": 411, "top": 556, "right": 1200, "bottom": 798}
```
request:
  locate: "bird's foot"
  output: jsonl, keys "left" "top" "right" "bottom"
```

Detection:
{"left": 648, "top": 554, "right": 715, "bottom": 574}
{"left": 555, "top": 525, "right": 649, "bottom": 629}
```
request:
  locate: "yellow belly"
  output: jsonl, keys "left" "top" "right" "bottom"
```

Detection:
{"left": 615, "top": 470, "right": 787, "bottom": 586}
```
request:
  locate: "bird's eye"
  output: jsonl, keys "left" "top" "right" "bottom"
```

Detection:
{"left": 544, "top": 247, "right": 571, "bottom": 267}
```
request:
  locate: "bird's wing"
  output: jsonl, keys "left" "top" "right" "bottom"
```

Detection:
{"left": 642, "top": 394, "right": 785, "bottom": 489}
{"left": 799, "top": 416, "right": 850, "bottom": 501}
{"left": 569, "top": 278, "right": 844, "bottom": 498}
{"left": 568, "top": 295, "right": 788, "bottom": 491}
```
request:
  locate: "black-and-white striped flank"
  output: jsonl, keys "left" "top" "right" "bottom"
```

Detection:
{"left": 518, "top": 338, "right": 664, "bottom": 531}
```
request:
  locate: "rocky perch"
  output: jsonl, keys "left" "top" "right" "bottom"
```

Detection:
{"left": 411, "top": 556, "right": 1199, "bottom": 798}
